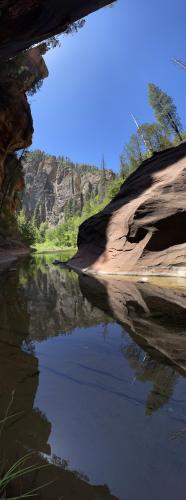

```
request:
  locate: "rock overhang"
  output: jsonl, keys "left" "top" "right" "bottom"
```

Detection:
{"left": 0, "top": 0, "right": 116, "bottom": 60}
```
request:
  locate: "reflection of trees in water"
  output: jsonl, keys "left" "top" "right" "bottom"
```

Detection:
{"left": 0, "top": 270, "right": 30, "bottom": 346}
{"left": 51, "top": 454, "right": 90, "bottom": 483}
{"left": 19, "top": 257, "right": 112, "bottom": 341}
{"left": 0, "top": 262, "right": 116, "bottom": 499}
{"left": 122, "top": 343, "right": 177, "bottom": 415}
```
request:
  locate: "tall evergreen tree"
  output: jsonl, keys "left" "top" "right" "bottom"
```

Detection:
{"left": 148, "top": 83, "right": 183, "bottom": 142}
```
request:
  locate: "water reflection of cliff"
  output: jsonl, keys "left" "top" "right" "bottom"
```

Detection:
{"left": 0, "top": 266, "right": 117, "bottom": 499}
{"left": 79, "top": 274, "right": 186, "bottom": 414}
{"left": 79, "top": 275, "right": 186, "bottom": 372}
{"left": 2, "top": 258, "right": 186, "bottom": 496}
{"left": 20, "top": 257, "right": 112, "bottom": 340}
{"left": 2, "top": 260, "right": 186, "bottom": 421}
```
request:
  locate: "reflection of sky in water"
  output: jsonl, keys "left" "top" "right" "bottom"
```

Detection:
{"left": 2, "top": 254, "right": 186, "bottom": 500}
{"left": 34, "top": 323, "right": 186, "bottom": 500}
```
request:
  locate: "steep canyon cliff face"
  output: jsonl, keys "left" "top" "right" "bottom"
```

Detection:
{"left": 0, "top": 0, "right": 113, "bottom": 258}
{"left": 0, "top": 47, "right": 48, "bottom": 257}
{"left": 22, "top": 151, "right": 115, "bottom": 226}
{"left": 70, "top": 142, "right": 186, "bottom": 276}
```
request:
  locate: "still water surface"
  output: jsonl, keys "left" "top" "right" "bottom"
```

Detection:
{"left": 1, "top": 253, "right": 186, "bottom": 499}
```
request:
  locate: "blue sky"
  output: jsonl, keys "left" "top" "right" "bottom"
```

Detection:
{"left": 31, "top": 0, "right": 186, "bottom": 172}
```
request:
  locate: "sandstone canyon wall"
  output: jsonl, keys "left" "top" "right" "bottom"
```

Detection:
{"left": 0, "top": 47, "right": 48, "bottom": 259}
{"left": 69, "top": 142, "right": 186, "bottom": 276}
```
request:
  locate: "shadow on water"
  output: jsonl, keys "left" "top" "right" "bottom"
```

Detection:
{"left": 1, "top": 254, "right": 186, "bottom": 498}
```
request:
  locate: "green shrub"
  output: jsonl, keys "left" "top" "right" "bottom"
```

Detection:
{"left": 17, "top": 210, "right": 37, "bottom": 247}
{"left": 35, "top": 176, "right": 124, "bottom": 251}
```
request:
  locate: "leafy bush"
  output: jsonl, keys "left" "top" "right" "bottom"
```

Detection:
{"left": 37, "top": 221, "right": 48, "bottom": 243}
{"left": 17, "top": 210, "right": 37, "bottom": 246}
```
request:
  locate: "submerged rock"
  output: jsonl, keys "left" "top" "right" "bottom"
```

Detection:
{"left": 69, "top": 142, "right": 186, "bottom": 276}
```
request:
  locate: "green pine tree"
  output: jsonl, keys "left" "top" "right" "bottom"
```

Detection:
{"left": 148, "top": 83, "right": 183, "bottom": 142}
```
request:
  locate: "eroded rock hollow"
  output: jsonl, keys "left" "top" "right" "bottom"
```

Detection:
{"left": 70, "top": 142, "right": 186, "bottom": 276}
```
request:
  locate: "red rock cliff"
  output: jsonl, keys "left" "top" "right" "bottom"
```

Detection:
{"left": 69, "top": 142, "right": 186, "bottom": 276}
{"left": 0, "top": 47, "right": 48, "bottom": 257}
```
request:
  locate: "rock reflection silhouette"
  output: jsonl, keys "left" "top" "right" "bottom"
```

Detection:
{"left": 79, "top": 274, "right": 186, "bottom": 414}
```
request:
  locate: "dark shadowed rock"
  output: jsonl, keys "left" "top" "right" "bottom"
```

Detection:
{"left": 0, "top": 0, "right": 115, "bottom": 60}
{"left": 0, "top": 47, "right": 48, "bottom": 258}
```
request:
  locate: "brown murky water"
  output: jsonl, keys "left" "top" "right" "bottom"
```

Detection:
{"left": 1, "top": 253, "right": 186, "bottom": 500}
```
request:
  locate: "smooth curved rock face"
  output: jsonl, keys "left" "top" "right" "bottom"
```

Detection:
{"left": 70, "top": 142, "right": 186, "bottom": 275}
{"left": 0, "top": 0, "right": 115, "bottom": 60}
{"left": 79, "top": 274, "right": 186, "bottom": 375}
